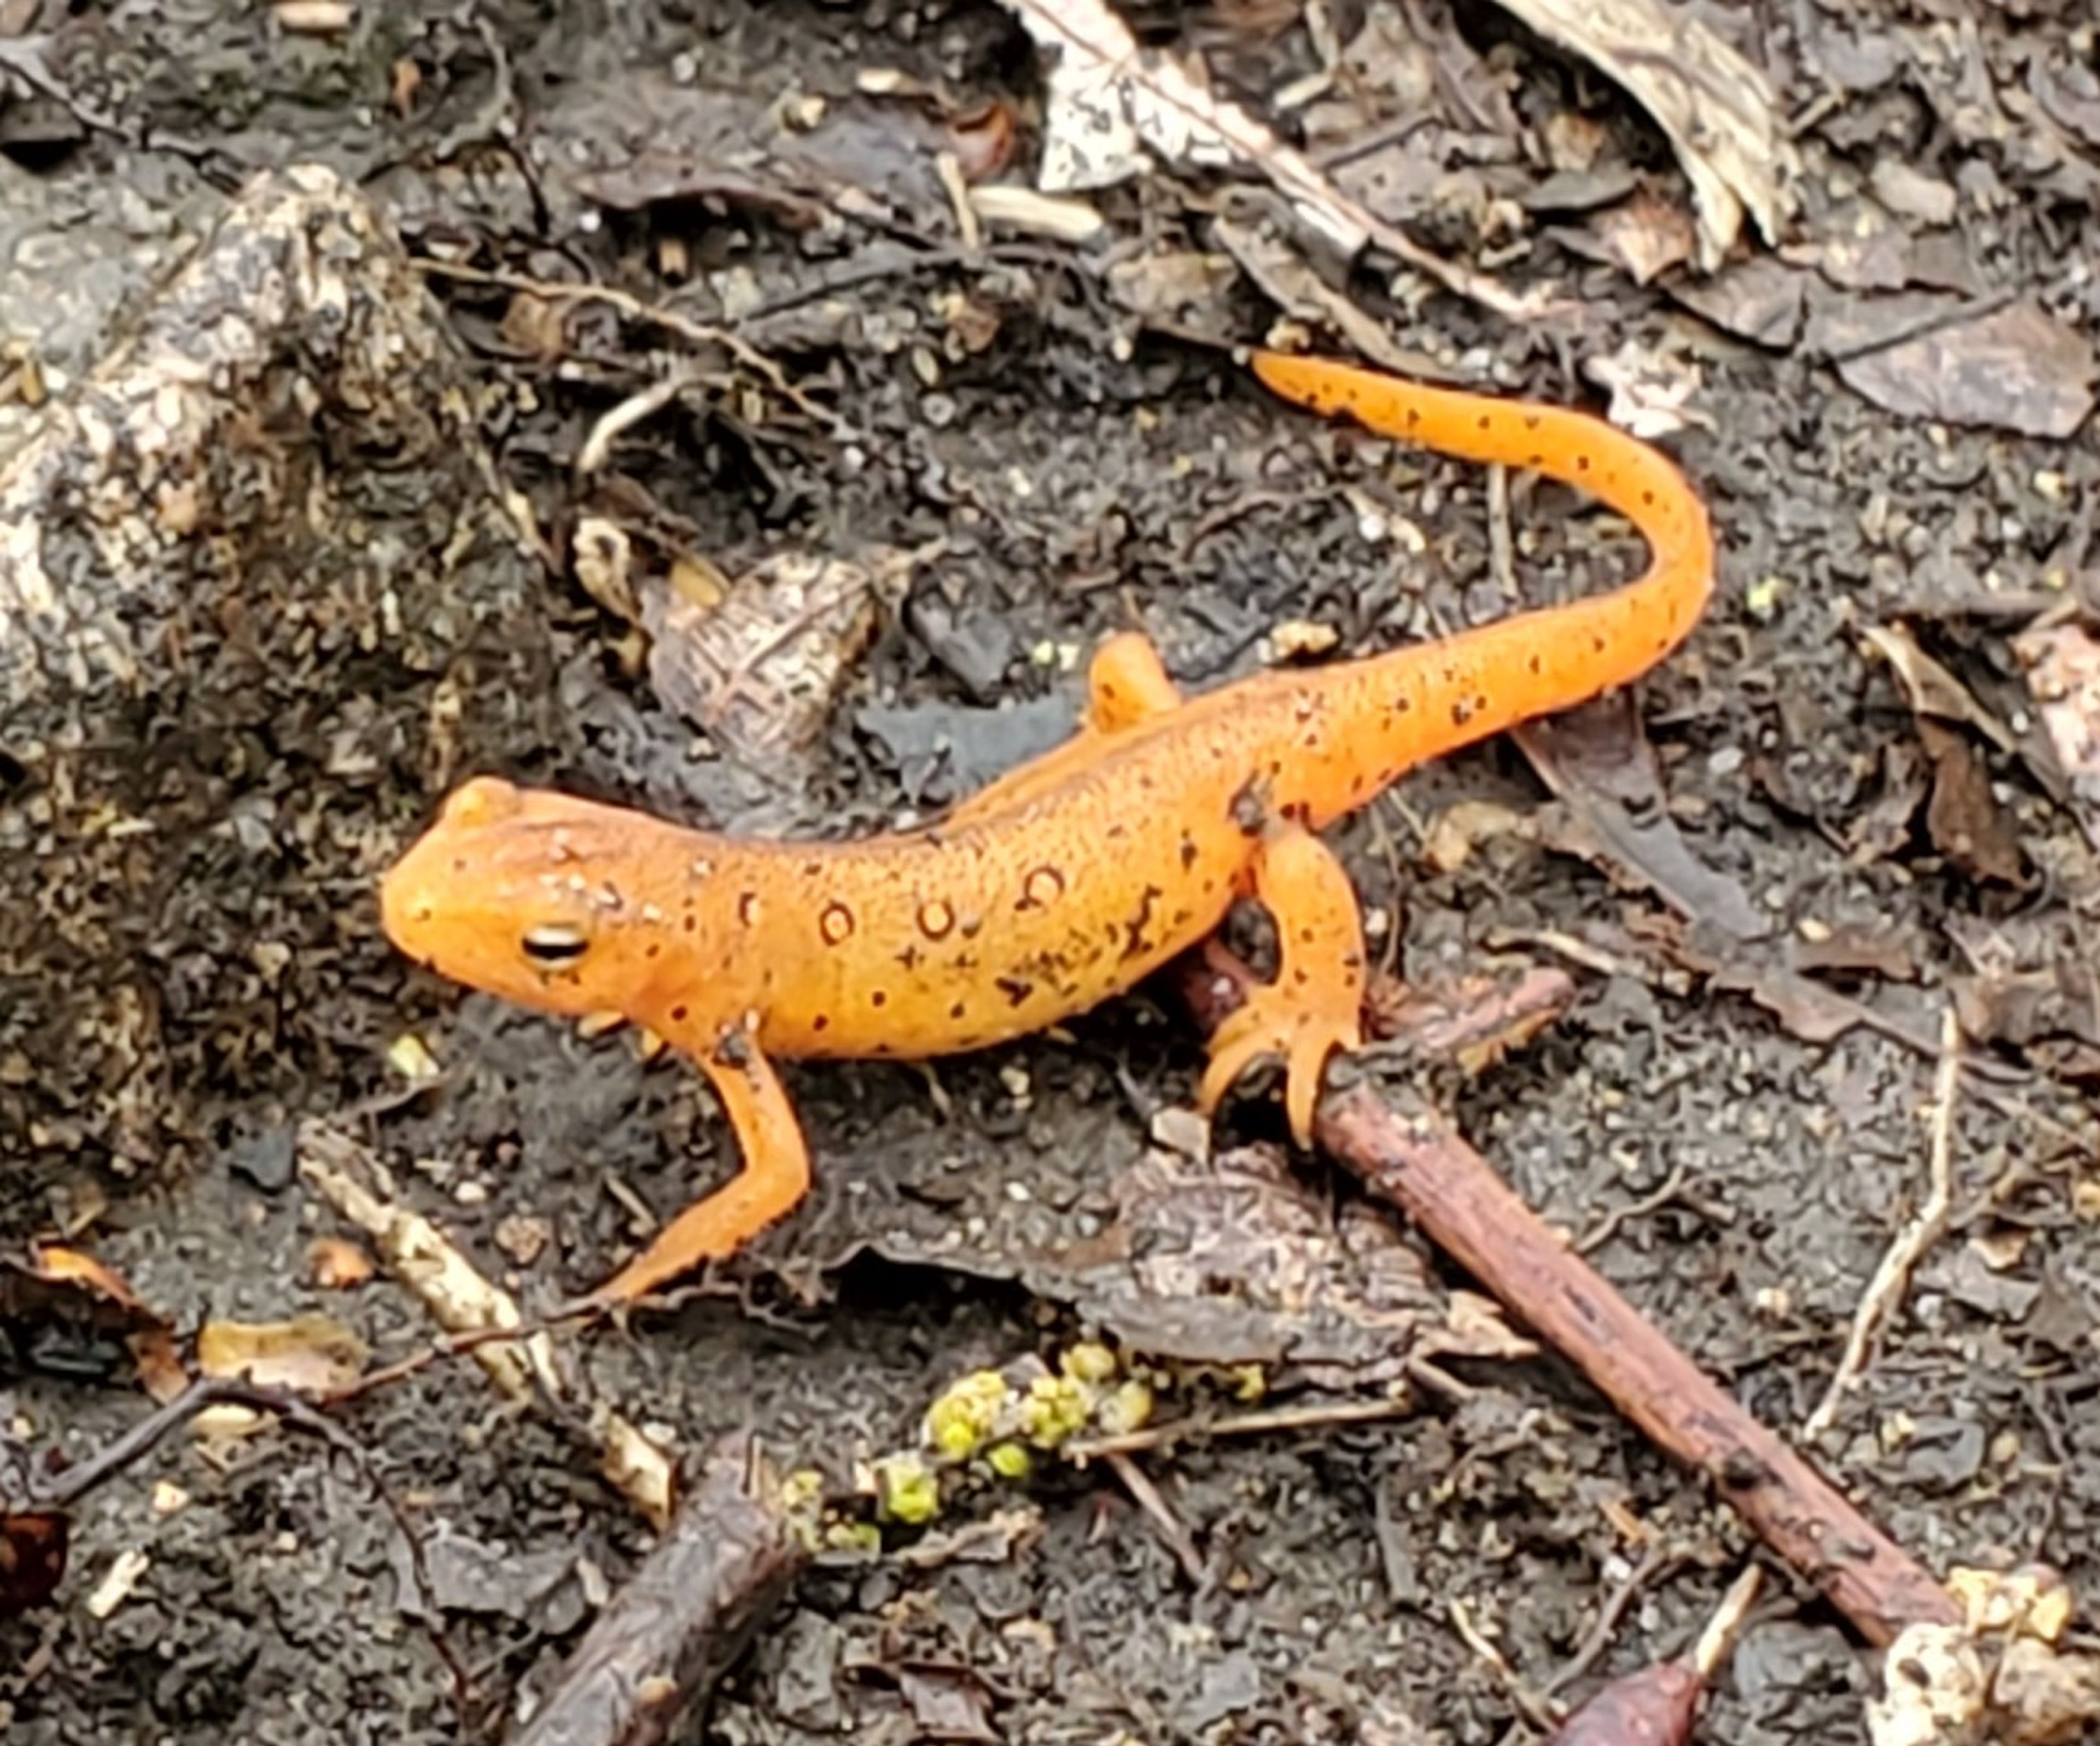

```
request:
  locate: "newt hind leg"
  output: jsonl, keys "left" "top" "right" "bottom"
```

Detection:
{"left": 1198, "top": 821, "right": 1366, "bottom": 1143}
{"left": 947, "top": 631, "right": 1182, "bottom": 825}
{"left": 577, "top": 1027, "right": 812, "bottom": 1310}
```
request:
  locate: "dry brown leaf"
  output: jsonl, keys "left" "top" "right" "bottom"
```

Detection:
{"left": 1917, "top": 720, "right": 2027, "bottom": 887}
{"left": 1861, "top": 623, "right": 2020, "bottom": 755}
{"left": 643, "top": 547, "right": 918, "bottom": 767}
{"left": 9, "top": 1247, "right": 189, "bottom": 1403}
{"left": 1824, "top": 298, "right": 2096, "bottom": 440}
{"left": 0, "top": 1510, "right": 69, "bottom": 1620}
{"left": 1580, "top": 340, "right": 1714, "bottom": 441}
{"left": 2014, "top": 618, "right": 2100, "bottom": 848}
{"left": 1488, "top": 0, "right": 1792, "bottom": 269}
{"left": 1592, "top": 190, "right": 1699, "bottom": 286}
{"left": 196, "top": 1312, "right": 370, "bottom": 1394}
{"left": 306, "top": 1237, "right": 376, "bottom": 1290}
{"left": 995, "top": 0, "right": 1544, "bottom": 319}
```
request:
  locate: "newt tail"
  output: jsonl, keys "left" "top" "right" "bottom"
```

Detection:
{"left": 380, "top": 350, "right": 1716, "bottom": 1309}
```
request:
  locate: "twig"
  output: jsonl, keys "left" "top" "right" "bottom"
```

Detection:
{"left": 1063, "top": 1393, "right": 1416, "bottom": 1461}
{"left": 31, "top": 1376, "right": 474, "bottom": 1704}
{"left": 1541, "top": 1542, "right": 1683, "bottom": 1697}
{"left": 412, "top": 258, "right": 853, "bottom": 439}
{"left": 1801, "top": 1007, "right": 1963, "bottom": 1443}
{"left": 1105, "top": 1451, "right": 1205, "bottom": 1585}
{"left": 1172, "top": 950, "right": 1963, "bottom": 1647}
{"left": 508, "top": 1433, "right": 807, "bottom": 1746}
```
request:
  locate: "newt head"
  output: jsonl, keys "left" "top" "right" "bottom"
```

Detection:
{"left": 380, "top": 774, "right": 706, "bottom": 1023}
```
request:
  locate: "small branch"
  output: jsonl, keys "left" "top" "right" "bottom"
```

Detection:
{"left": 1173, "top": 951, "right": 1962, "bottom": 1648}
{"left": 1801, "top": 1007, "right": 1963, "bottom": 1443}
{"left": 506, "top": 1433, "right": 806, "bottom": 1746}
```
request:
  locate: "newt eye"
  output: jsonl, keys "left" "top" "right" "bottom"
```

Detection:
{"left": 521, "top": 923, "right": 590, "bottom": 966}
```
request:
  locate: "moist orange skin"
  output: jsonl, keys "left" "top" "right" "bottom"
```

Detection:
{"left": 380, "top": 351, "right": 1716, "bottom": 1307}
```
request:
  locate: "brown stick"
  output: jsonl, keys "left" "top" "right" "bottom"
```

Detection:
{"left": 1176, "top": 950, "right": 1962, "bottom": 1648}
{"left": 508, "top": 1433, "right": 807, "bottom": 1746}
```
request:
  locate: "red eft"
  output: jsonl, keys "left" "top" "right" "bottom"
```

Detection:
{"left": 380, "top": 351, "right": 1715, "bottom": 1309}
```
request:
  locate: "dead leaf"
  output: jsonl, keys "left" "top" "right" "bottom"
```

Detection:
{"left": 1515, "top": 693, "right": 1765, "bottom": 941}
{"left": 0, "top": 1511, "right": 69, "bottom": 1618}
{"left": 2014, "top": 618, "right": 2100, "bottom": 849}
{"left": 306, "top": 1237, "right": 375, "bottom": 1289}
{"left": 1871, "top": 159, "right": 1958, "bottom": 227}
{"left": 994, "top": 0, "right": 1543, "bottom": 319}
{"left": 1861, "top": 623, "right": 2020, "bottom": 756}
{"left": 1, "top": 1248, "right": 188, "bottom": 1402}
{"left": 1005, "top": 1142, "right": 1530, "bottom": 1388}
{"left": 1102, "top": 244, "right": 1240, "bottom": 328}
{"left": 1918, "top": 720, "right": 2028, "bottom": 887}
{"left": 1668, "top": 256, "right": 1807, "bottom": 350}
{"left": 643, "top": 547, "right": 917, "bottom": 768}
{"left": 196, "top": 1312, "right": 369, "bottom": 1395}
{"left": 1420, "top": 798, "right": 1532, "bottom": 875}
{"left": 1209, "top": 217, "right": 1451, "bottom": 377}
{"left": 1592, "top": 191, "right": 1698, "bottom": 285}
{"left": 1580, "top": 340, "right": 1714, "bottom": 441}
{"left": 1487, "top": 0, "right": 1793, "bottom": 269}
{"left": 1820, "top": 297, "right": 2096, "bottom": 439}
{"left": 897, "top": 1666, "right": 1001, "bottom": 1742}
{"left": 1947, "top": 915, "right": 2100, "bottom": 1084}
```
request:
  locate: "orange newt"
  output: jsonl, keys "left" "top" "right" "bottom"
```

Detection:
{"left": 380, "top": 351, "right": 1715, "bottom": 1309}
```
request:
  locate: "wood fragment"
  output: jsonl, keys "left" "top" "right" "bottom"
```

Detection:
{"left": 1174, "top": 951, "right": 1963, "bottom": 1648}
{"left": 507, "top": 1434, "right": 807, "bottom": 1746}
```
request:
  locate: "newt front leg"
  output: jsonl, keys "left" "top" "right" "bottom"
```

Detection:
{"left": 578, "top": 1019, "right": 813, "bottom": 1309}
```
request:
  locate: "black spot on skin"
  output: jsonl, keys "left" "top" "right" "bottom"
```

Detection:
{"left": 736, "top": 894, "right": 757, "bottom": 927}
{"left": 685, "top": 913, "right": 701, "bottom": 933}
{"left": 948, "top": 1000, "right": 966, "bottom": 1020}
{"left": 960, "top": 917, "right": 983, "bottom": 940}
{"left": 1642, "top": 489, "right": 1656, "bottom": 507}
{"left": 1576, "top": 454, "right": 1591, "bottom": 472}
{"left": 996, "top": 975, "right": 1034, "bottom": 1006}
{"left": 1591, "top": 634, "right": 1607, "bottom": 654}
{"left": 645, "top": 943, "right": 661, "bottom": 959}
{"left": 1450, "top": 696, "right": 1477, "bottom": 727}
{"left": 671, "top": 1003, "right": 690, "bottom": 1022}
{"left": 1393, "top": 694, "right": 1413, "bottom": 714}
{"left": 813, "top": 1014, "right": 830, "bottom": 1031}
{"left": 1120, "top": 883, "right": 1165, "bottom": 962}
{"left": 895, "top": 943, "right": 923, "bottom": 971}
{"left": 802, "top": 859, "right": 823, "bottom": 878}
{"left": 1179, "top": 833, "right": 1199, "bottom": 871}
{"left": 1476, "top": 414, "right": 1491, "bottom": 430}
{"left": 1526, "top": 453, "right": 1544, "bottom": 469}
{"left": 872, "top": 1042, "right": 894, "bottom": 1056}
{"left": 1293, "top": 968, "right": 1309, "bottom": 984}
{"left": 1522, "top": 413, "right": 1541, "bottom": 430}
{"left": 871, "top": 989, "right": 888, "bottom": 1007}
{"left": 1527, "top": 653, "right": 1543, "bottom": 675}
{"left": 451, "top": 857, "right": 466, "bottom": 874}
